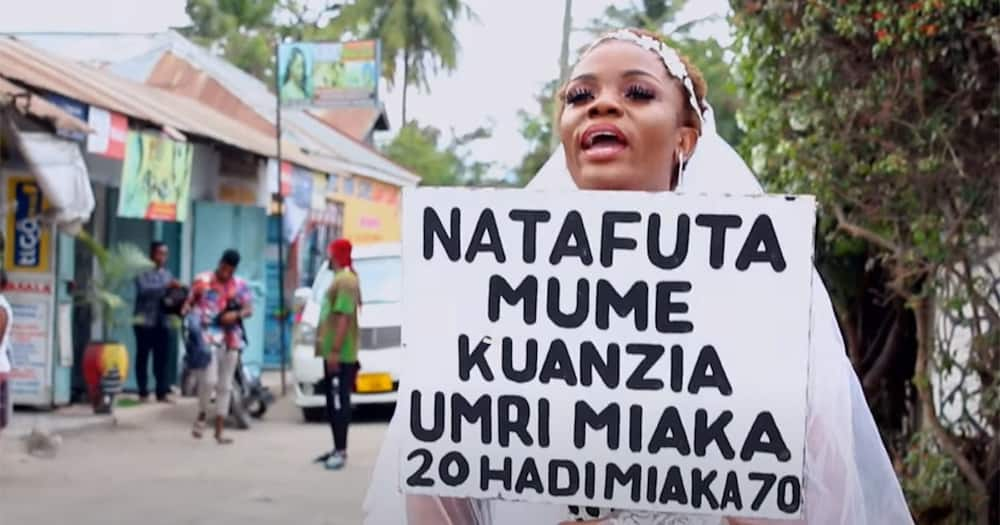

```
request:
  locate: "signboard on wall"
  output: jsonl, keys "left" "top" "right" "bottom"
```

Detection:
{"left": 5, "top": 176, "right": 52, "bottom": 274}
{"left": 282, "top": 167, "right": 314, "bottom": 242}
{"left": 266, "top": 159, "right": 293, "bottom": 197}
{"left": 86, "top": 107, "right": 128, "bottom": 160}
{"left": 398, "top": 189, "right": 817, "bottom": 519}
{"left": 217, "top": 177, "right": 260, "bottom": 206}
{"left": 2, "top": 174, "right": 57, "bottom": 405}
{"left": 341, "top": 193, "right": 401, "bottom": 245}
{"left": 44, "top": 94, "right": 89, "bottom": 142}
{"left": 4, "top": 278, "right": 54, "bottom": 404}
{"left": 118, "top": 131, "right": 194, "bottom": 221}
{"left": 277, "top": 40, "right": 381, "bottom": 107}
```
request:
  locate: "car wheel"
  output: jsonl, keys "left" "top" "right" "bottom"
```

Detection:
{"left": 302, "top": 407, "right": 326, "bottom": 423}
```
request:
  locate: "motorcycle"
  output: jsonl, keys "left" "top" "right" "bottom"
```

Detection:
{"left": 180, "top": 311, "right": 274, "bottom": 429}
{"left": 228, "top": 354, "right": 274, "bottom": 429}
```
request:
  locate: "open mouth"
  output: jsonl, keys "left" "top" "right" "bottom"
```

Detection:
{"left": 580, "top": 124, "right": 628, "bottom": 160}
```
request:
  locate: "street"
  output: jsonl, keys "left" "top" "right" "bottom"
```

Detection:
{"left": 0, "top": 394, "right": 393, "bottom": 525}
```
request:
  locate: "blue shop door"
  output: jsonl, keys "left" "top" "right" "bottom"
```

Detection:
{"left": 262, "top": 215, "right": 292, "bottom": 369}
{"left": 191, "top": 201, "right": 266, "bottom": 377}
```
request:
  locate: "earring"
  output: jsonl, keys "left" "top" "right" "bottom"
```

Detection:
{"left": 675, "top": 151, "right": 685, "bottom": 191}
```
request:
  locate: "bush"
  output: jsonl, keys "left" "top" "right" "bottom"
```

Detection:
{"left": 731, "top": 1, "right": 1000, "bottom": 522}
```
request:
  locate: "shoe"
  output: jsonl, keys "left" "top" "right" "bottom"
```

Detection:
{"left": 313, "top": 451, "right": 333, "bottom": 464}
{"left": 324, "top": 451, "right": 346, "bottom": 470}
{"left": 157, "top": 396, "right": 175, "bottom": 404}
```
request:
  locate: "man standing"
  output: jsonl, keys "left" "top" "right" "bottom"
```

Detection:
{"left": 133, "top": 241, "right": 177, "bottom": 403}
{"left": 188, "top": 249, "right": 252, "bottom": 445}
{"left": 315, "top": 238, "right": 361, "bottom": 470}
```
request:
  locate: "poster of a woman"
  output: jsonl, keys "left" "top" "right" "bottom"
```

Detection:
{"left": 279, "top": 44, "right": 313, "bottom": 103}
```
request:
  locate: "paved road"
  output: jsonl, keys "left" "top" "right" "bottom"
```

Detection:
{"left": 0, "top": 394, "right": 393, "bottom": 525}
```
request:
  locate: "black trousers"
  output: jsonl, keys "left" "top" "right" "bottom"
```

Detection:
{"left": 134, "top": 325, "right": 170, "bottom": 399}
{"left": 321, "top": 362, "right": 359, "bottom": 452}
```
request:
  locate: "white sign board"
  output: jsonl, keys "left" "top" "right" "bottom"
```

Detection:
{"left": 398, "top": 188, "right": 816, "bottom": 519}
{"left": 5, "top": 276, "right": 55, "bottom": 405}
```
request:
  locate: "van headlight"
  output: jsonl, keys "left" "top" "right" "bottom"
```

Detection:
{"left": 296, "top": 324, "right": 316, "bottom": 346}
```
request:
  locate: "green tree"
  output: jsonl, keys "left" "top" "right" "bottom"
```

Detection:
{"left": 732, "top": 1, "right": 999, "bottom": 522}
{"left": 181, "top": 0, "right": 342, "bottom": 83}
{"left": 514, "top": 79, "right": 559, "bottom": 186}
{"left": 586, "top": 0, "right": 743, "bottom": 146}
{"left": 183, "top": 0, "right": 280, "bottom": 81}
{"left": 382, "top": 121, "right": 494, "bottom": 186}
{"left": 330, "top": 0, "right": 472, "bottom": 124}
{"left": 587, "top": 0, "right": 689, "bottom": 32}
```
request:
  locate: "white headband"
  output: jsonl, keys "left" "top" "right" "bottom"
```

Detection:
{"left": 583, "top": 30, "right": 704, "bottom": 132}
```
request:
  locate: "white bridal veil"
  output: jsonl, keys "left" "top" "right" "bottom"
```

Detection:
{"left": 362, "top": 40, "right": 914, "bottom": 525}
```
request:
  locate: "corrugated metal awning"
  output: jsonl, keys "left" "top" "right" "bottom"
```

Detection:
{"left": 0, "top": 37, "right": 340, "bottom": 177}
{"left": 8, "top": 122, "right": 96, "bottom": 231}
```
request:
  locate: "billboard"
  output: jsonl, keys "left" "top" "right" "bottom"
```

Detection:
{"left": 117, "top": 131, "right": 194, "bottom": 222}
{"left": 277, "top": 40, "right": 381, "bottom": 107}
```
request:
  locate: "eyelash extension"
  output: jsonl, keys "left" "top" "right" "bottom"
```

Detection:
{"left": 565, "top": 86, "right": 593, "bottom": 105}
{"left": 626, "top": 84, "right": 655, "bottom": 100}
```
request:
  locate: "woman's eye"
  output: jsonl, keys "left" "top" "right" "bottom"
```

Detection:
{"left": 565, "top": 87, "right": 593, "bottom": 105}
{"left": 626, "top": 84, "right": 655, "bottom": 101}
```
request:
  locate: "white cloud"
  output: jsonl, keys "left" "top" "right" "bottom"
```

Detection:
{"left": 0, "top": 0, "right": 189, "bottom": 33}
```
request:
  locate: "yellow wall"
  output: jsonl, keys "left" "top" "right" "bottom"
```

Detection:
{"left": 329, "top": 175, "right": 402, "bottom": 245}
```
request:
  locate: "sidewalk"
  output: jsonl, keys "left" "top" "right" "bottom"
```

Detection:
{"left": 4, "top": 370, "right": 287, "bottom": 440}
{"left": 4, "top": 395, "right": 196, "bottom": 440}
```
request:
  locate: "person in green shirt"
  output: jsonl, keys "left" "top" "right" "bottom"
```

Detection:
{"left": 315, "top": 238, "right": 361, "bottom": 470}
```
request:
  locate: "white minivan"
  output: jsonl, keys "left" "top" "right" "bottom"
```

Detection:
{"left": 291, "top": 242, "right": 402, "bottom": 422}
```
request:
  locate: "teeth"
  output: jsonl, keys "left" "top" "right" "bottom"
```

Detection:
{"left": 586, "top": 131, "right": 620, "bottom": 147}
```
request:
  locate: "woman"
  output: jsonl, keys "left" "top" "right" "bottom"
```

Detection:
{"left": 281, "top": 47, "right": 310, "bottom": 102}
{"left": 364, "top": 28, "right": 913, "bottom": 524}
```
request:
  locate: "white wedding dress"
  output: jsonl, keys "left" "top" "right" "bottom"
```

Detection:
{"left": 361, "top": 106, "right": 913, "bottom": 525}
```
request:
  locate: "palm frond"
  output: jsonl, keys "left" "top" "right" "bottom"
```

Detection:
{"left": 74, "top": 231, "right": 154, "bottom": 335}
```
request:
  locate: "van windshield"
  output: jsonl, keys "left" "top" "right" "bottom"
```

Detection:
{"left": 311, "top": 256, "right": 402, "bottom": 306}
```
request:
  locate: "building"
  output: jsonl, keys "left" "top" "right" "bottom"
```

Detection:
{"left": 0, "top": 33, "right": 416, "bottom": 405}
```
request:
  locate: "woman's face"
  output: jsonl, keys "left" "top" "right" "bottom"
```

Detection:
{"left": 289, "top": 51, "right": 305, "bottom": 84}
{"left": 559, "top": 40, "right": 696, "bottom": 191}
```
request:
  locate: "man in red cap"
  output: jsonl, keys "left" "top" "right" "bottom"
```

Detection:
{"left": 314, "top": 238, "right": 362, "bottom": 470}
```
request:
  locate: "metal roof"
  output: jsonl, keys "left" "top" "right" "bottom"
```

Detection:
{"left": 105, "top": 31, "right": 418, "bottom": 186}
{"left": 0, "top": 36, "right": 341, "bottom": 176}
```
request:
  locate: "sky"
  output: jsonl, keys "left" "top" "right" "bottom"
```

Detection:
{"left": 0, "top": 0, "right": 733, "bottom": 179}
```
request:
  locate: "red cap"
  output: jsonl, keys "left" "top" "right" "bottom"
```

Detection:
{"left": 329, "top": 238, "right": 353, "bottom": 269}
